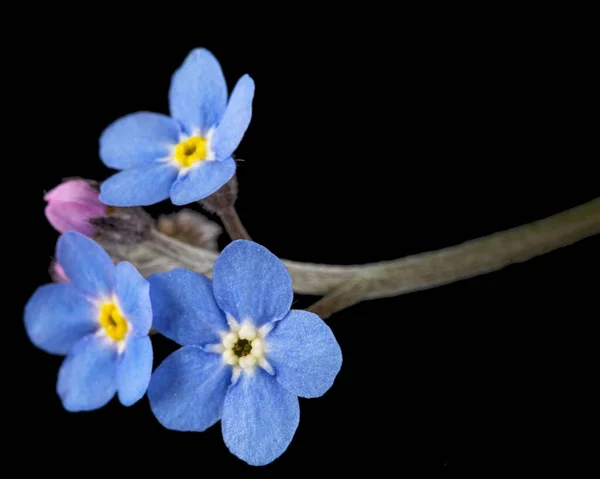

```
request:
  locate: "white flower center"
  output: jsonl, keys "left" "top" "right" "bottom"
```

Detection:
{"left": 219, "top": 320, "right": 271, "bottom": 374}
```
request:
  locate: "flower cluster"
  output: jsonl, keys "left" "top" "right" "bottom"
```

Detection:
{"left": 26, "top": 48, "right": 343, "bottom": 466}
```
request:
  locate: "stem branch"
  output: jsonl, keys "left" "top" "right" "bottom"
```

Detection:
{"left": 100, "top": 198, "right": 600, "bottom": 318}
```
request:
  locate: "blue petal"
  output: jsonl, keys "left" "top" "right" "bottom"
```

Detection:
{"left": 169, "top": 157, "right": 236, "bottom": 205}
{"left": 211, "top": 75, "right": 255, "bottom": 160}
{"left": 117, "top": 336, "right": 153, "bottom": 406}
{"left": 148, "top": 269, "right": 228, "bottom": 346}
{"left": 57, "top": 334, "right": 118, "bottom": 412}
{"left": 57, "top": 231, "right": 115, "bottom": 299}
{"left": 148, "top": 346, "right": 230, "bottom": 431}
{"left": 24, "top": 284, "right": 97, "bottom": 355}
{"left": 115, "top": 261, "right": 151, "bottom": 337}
{"left": 213, "top": 240, "right": 293, "bottom": 327}
{"left": 169, "top": 48, "right": 228, "bottom": 135}
{"left": 99, "top": 162, "right": 178, "bottom": 207}
{"left": 267, "top": 310, "right": 342, "bottom": 398}
{"left": 222, "top": 368, "right": 299, "bottom": 466}
{"left": 100, "top": 112, "right": 181, "bottom": 170}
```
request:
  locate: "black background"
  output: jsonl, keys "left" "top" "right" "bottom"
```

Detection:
{"left": 10, "top": 14, "right": 597, "bottom": 476}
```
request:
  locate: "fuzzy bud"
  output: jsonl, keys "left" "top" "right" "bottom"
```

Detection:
{"left": 200, "top": 175, "right": 239, "bottom": 213}
{"left": 90, "top": 207, "right": 153, "bottom": 245}
{"left": 156, "top": 209, "right": 222, "bottom": 250}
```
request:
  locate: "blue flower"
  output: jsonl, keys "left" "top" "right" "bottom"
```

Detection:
{"left": 99, "top": 48, "right": 255, "bottom": 207}
{"left": 147, "top": 240, "right": 343, "bottom": 466}
{"left": 24, "top": 231, "right": 153, "bottom": 411}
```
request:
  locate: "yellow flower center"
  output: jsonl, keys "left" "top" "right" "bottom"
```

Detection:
{"left": 99, "top": 302, "right": 128, "bottom": 341}
{"left": 174, "top": 136, "right": 208, "bottom": 168}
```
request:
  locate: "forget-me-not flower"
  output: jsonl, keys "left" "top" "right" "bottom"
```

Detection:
{"left": 147, "top": 240, "right": 343, "bottom": 466}
{"left": 24, "top": 231, "right": 153, "bottom": 411}
{"left": 99, "top": 48, "right": 255, "bottom": 207}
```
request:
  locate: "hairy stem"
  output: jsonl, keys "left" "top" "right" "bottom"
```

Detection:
{"left": 218, "top": 206, "right": 251, "bottom": 241}
{"left": 198, "top": 175, "right": 251, "bottom": 241}
{"left": 101, "top": 198, "right": 600, "bottom": 317}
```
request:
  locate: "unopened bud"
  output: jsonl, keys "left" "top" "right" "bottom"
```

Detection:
{"left": 49, "top": 260, "right": 69, "bottom": 283}
{"left": 44, "top": 179, "right": 107, "bottom": 237}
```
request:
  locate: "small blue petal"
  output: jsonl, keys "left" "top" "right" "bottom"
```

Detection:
{"left": 148, "top": 269, "right": 228, "bottom": 346}
{"left": 222, "top": 368, "right": 299, "bottom": 466}
{"left": 100, "top": 162, "right": 178, "bottom": 207}
{"left": 117, "top": 336, "right": 153, "bottom": 406}
{"left": 169, "top": 48, "right": 228, "bottom": 135}
{"left": 148, "top": 346, "right": 230, "bottom": 431}
{"left": 57, "top": 334, "right": 118, "bottom": 412}
{"left": 57, "top": 231, "right": 115, "bottom": 299}
{"left": 211, "top": 75, "right": 255, "bottom": 160}
{"left": 100, "top": 112, "right": 181, "bottom": 170}
{"left": 169, "top": 157, "right": 236, "bottom": 205}
{"left": 267, "top": 310, "right": 342, "bottom": 398}
{"left": 115, "top": 262, "right": 152, "bottom": 337}
{"left": 213, "top": 240, "right": 293, "bottom": 327}
{"left": 24, "top": 284, "right": 97, "bottom": 355}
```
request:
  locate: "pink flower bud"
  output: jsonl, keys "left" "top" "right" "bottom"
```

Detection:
{"left": 44, "top": 179, "right": 108, "bottom": 236}
{"left": 49, "top": 261, "right": 69, "bottom": 283}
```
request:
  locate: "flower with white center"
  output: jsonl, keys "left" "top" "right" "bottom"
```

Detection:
{"left": 98, "top": 48, "right": 255, "bottom": 207}
{"left": 24, "top": 231, "right": 153, "bottom": 411}
{"left": 147, "top": 240, "right": 343, "bottom": 466}
{"left": 216, "top": 320, "right": 272, "bottom": 378}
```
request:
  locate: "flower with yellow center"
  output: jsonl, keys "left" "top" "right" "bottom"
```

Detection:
{"left": 24, "top": 231, "right": 154, "bottom": 412}
{"left": 173, "top": 136, "right": 210, "bottom": 168}
{"left": 99, "top": 48, "right": 255, "bottom": 206}
{"left": 98, "top": 302, "right": 129, "bottom": 341}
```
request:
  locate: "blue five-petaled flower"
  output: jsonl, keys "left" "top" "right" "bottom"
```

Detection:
{"left": 147, "top": 240, "right": 343, "bottom": 466}
{"left": 99, "top": 48, "right": 255, "bottom": 207}
{"left": 24, "top": 231, "right": 153, "bottom": 411}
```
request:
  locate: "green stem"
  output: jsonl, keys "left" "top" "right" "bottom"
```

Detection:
{"left": 100, "top": 198, "right": 600, "bottom": 318}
